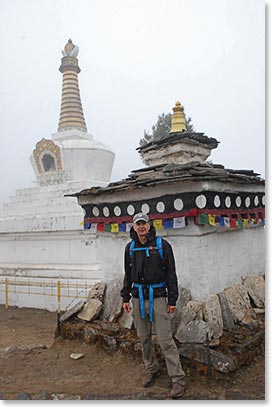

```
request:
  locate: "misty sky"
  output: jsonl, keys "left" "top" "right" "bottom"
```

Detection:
{"left": 0, "top": 0, "right": 265, "bottom": 207}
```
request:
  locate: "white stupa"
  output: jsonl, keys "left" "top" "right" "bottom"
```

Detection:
{"left": 0, "top": 40, "right": 115, "bottom": 310}
{"left": 0, "top": 39, "right": 115, "bottom": 232}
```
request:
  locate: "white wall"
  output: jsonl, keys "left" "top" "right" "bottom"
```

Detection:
{"left": 0, "top": 222, "right": 265, "bottom": 311}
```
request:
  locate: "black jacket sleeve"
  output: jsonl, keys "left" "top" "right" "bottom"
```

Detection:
{"left": 163, "top": 239, "right": 179, "bottom": 306}
{"left": 120, "top": 242, "right": 132, "bottom": 303}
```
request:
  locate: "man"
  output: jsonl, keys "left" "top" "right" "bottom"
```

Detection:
{"left": 121, "top": 212, "right": 186, "bottom": 399}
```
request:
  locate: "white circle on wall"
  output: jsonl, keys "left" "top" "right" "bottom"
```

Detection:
{"left": 195, "top": 194, "right": 207, "bottom": 209}
{"left": 174, "top": 198, "right": 184, "bottom": 211}
{"left": 127, "top": 205, "right": 135, "bottom": 215}
{"left": 254, "top": 196, "right": 259, "bottom": 206}
{"left": 214, "top": 195, "right": 221, "bottom": 208}
{"left": 235, "top": 196, "right": 241, "bottom": 208}
{"left": 141, "top": 203, "right": 150, "bottom": 214}
{"left": 262, "top": 195, "right": 265, "bottom": 205}
{"left": 156, "top": 201, "right": 165, "bottom": 213}
{"left": 114, "top": 206, "right": 121, "bottom": 216}
{"left": 225, "top": 196, "right": 231, "bottom": 208}
{"left": 92, "top": 206, "right": 99, "bottom": 216}
{"left": 245, "top": 197, "right": 251, "bottom": 208}
{"left": 103, "top": 207, "right": 110, "bottom": 217}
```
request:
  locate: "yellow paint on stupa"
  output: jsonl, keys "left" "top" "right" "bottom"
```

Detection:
{"left": 170, "top": 101, "right": 187, "bottom": 133}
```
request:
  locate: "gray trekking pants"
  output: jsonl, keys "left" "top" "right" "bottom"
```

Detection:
{"left": 132, "top": 297, "right": 185, "bottom": 383}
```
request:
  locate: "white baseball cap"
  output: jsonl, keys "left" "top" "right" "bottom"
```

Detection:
{"left": 133, "top": 212, "right": 150, "bottom": 224}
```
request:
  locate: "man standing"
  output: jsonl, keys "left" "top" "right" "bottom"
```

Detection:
{"left": 121, "top": 212, "right": 186, "bottom": 399}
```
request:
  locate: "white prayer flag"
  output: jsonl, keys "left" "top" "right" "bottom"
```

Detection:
{"left": 90, "top": 223, "right": 98, "bottom": 233}
{"left": 173, "top": 217, "right": 185, "bottom": 228}
{"left": 126, "top": 223, "right": 133, "bottom": 232}
{"left": 223, "top": 217, "right": 230, "bottom": 228}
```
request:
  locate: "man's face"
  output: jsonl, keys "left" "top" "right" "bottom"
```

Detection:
{"left": 133, "top": 220, "right": 150, "bottom": 238}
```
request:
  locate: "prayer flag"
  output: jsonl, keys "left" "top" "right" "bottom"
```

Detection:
{"left": 126, "top": 223, "right": 133, "bottom": 232}
{"left": 216, "top": 216, "right": 225, "bottom": 226}
{"left": 163, "top": 219, "right": 174, "bottom": 229}
{"left": 84, "top": 222, "right": 90, "bottom": 230}
{"left": 173, "top": 217, "right": 186, "bottom": 228}
{"left": 230, "top": 218, "right": 236, "bottom": 229}
{"left": 90, "top": 223, "right": 97, "bottom": 233}
{"left": 198, "top": 214, "right": 209, "bottom": 225}
{"left": 242, "top": 219, "right": 249, "bottom": 229}
{"left": 208, "top": 214, "right": 216, "bottom": 226}
{"left": 223, "top": 217, "right": 230, "bottom": 228}
{"left": 97, "top": 223, "right": 104, "bottom": 232}
{"left": 111, "top": 223, "right": 119, "bottom": 233}
{"left": 118, "top": 223, "right": 126, "bottom": 232}
{"left": 104, "top": 224, "right": 111, "bottom": 232}
{"left": 237, "top": 219, "right": 243, "bottom": 229}
{"left": 153, "top": 219, "right": 163, "bottom": 230}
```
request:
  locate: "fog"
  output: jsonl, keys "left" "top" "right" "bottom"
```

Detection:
{"left": 0, "top": 0, "right": 265, "bottom": 207}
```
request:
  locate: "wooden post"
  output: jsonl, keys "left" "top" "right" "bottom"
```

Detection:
{"left": 5, "top": 278, "right": 8, "bottom": 309}
{"left": 57, "top": 280, "right": 61, "bottom": 313}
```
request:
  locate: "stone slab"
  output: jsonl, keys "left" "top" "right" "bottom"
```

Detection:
{"left": 203, "top": 294, "right": 224, "bottom": 338}
{"left": 77, "top": 299, "right": 102, "bottom": 322}
{"left": 224, "top": 283, "right": 251, "bottom": 323}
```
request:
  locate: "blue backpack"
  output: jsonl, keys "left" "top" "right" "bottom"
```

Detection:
{"left": 128, "top": 236, "right": 165, "bottom": 322}
{"left": 129, "top": 236, "right": 164, "bottom": 262}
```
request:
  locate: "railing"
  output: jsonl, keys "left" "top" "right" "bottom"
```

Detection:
{"left": 0, "top": 278, "right": 93, "bottom": 312}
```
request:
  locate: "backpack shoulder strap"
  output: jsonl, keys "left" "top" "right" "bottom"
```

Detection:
{"left": 155, "top": 236, "right": 164, "bottom": 260}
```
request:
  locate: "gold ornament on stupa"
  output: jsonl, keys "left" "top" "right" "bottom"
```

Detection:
{"left": 170, "top": 101, "right": 187, "bottom": 133}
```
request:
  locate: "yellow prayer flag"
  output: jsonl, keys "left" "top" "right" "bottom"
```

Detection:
{"left": 153, "top": 219, "right": 163, "bottom": 230}
{"left": 111, "top": 223, "right": 119, "bottom": 233}
{"left": 208, "top": 214, "right": 216, "bottom": 226}
{"left": 243, "top": 219, "right": 249, "bottom": 229}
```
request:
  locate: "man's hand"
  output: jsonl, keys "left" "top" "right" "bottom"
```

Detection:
{"left": 167, "top": 305, "right": 176, "bottom": 313}
{"left": 123, "top": 302, "right": 131, "bottom": 313}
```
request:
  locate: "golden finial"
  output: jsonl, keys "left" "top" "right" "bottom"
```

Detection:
{"left": 170, "top": 101, "right": 187, "bottom": 133}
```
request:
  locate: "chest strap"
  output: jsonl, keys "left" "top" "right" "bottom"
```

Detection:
{"left": 133, "top": 282, "right": 166, "bottom": 322}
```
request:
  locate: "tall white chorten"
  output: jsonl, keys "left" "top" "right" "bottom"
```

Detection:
{"left": 1, "top": 39, "right": 115, "bottom": 232}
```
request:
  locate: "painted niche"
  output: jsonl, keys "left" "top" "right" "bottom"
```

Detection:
{"left": 33, "top": 138, "right": 62, "bottom": 174}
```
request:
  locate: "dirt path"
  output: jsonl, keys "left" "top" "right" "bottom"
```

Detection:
{"left": 0, "top": 305, "right": 265, "bottom": 400}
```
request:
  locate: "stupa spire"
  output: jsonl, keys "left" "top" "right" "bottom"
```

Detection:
{"left": 58, "top": 39, "right": 87, "bottom": 132}
{"left": 170, "top": 101, "right": 187, "bottom": 133}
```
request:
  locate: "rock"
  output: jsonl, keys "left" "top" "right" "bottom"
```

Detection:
{"left": 87, "top": 282, "right": 106, "bottom": 302}
{"left": 100, "top": 279, "right": 123, "bottom": 322}
{"left": 171, "top": 306, "right": 196, "bottom": 335}
{"left": 178, "top": 344, "right": 237, "bottom": 373}
{"left": 175, "top": 319, "right": 212, "bottom": 344}
{"left": 224, "top": 283, "right": 251, "bottom": 322}
{"left": 33, "top": 391, "right": 50, "bottom": 400}
{"left": 177, "top": 286, "right": 191, "bottom": 308}
{"left": 117, "top": 310, "right": 134, "bottom": 329}
{"left": 218, "top": 292, "right": 235, "bottom": 331}
{"left": 0, "top": 393, "right": 5, "bottom": 400}
{"left": 186, "top": 300, "right": 204, "bottom": 320}
{"left": 242, "top": 275, "right": 265, "bottom": 308}
{"left": 233, "top": 331, "right": 264, "bottom": 355}
{"left": 70, "top": 353, "right": 85, "bottom": 360}
{"left": 77, "top": 299, "right": 102, "bottom": 322}
{"left": 60, "top": 300, "right": 85, "bottom": 322}
{"left": 253, "top": 308, "right": 265, "bottom": 314}
{"left": 203, "top": 294, "right": 224, "bottom": 339}
{"left": 134, "top": 343, "right": 142, "bottom": 353}
{"left": 52, "top": 394, "right": 81, "bottom": 400}
{"left": 240, "top": 308, "right": 259, "bottom": 329}
{"left": 83, "top": 326, "right": 99, "bottom": 344}
{"left": 101, "top": 335, "right": 118, "bottom": 351}
{"left": 16, "top": 393, "right": 32, "bottom": 400}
